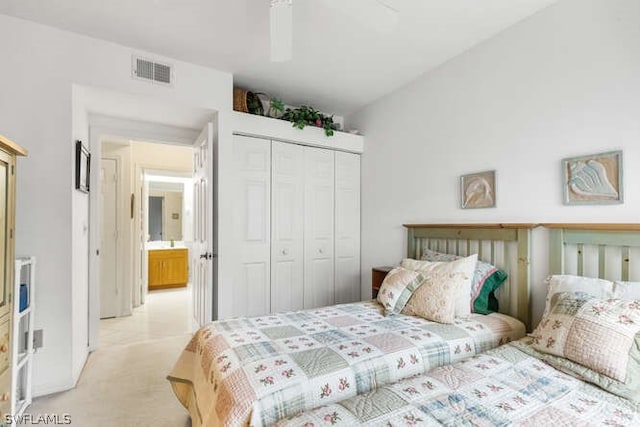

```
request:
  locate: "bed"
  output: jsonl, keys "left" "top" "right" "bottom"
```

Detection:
{"left": 167, "top": 224, "right": 534, "bottom": 426}
{"left": 275, "top": 339, "right": 639, "bottom": 426}
{"left": 276, "top": 224, "right": 640, "bottom": 426}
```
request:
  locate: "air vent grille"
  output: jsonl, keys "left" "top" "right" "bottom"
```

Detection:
{"left": 154, "top": 62, "right": 171, "bottom": 84}
{"left": 132, "top": 55, "right": 173, "bottom": 85}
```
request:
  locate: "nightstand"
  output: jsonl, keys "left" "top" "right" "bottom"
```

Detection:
{"left": 371, "top": 266, "right": 395, "bottom": 298}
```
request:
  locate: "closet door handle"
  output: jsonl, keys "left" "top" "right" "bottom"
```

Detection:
{"left": 282, "top": 249, "right": 289, "bottom": 255}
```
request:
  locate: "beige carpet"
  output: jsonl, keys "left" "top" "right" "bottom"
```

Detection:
{"left": 28, "top": 334, "right": 192, "bottom": 427}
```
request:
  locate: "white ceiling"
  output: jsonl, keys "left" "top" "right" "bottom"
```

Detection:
{"left": 0, "top": 0, "right": 558, "bottom": 115}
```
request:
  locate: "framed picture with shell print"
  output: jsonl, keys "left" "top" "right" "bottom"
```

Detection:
{"left": 562, "top": 150, "right": 623, "bottom": 205}
{"left": 460, "top": 170, "right": 496, "bottom": 209}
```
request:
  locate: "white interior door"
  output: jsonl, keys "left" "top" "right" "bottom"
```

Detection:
{"left": 271, "top": 141, "right": 304, "bottom": 312}
{"left": 335, "top": 152, "right": 361, "bottom": 303}
{"left": 100, "top": 158, "right": 118, "bottom": 318}
{"left": 304, "top": 147, "right": 335, "bottom": 309}
{"left": 140, "top": 174, "right": 149, "bottom": 305}
{"left": 233, "top": 135, "right": 271, "bottom": 317}
{"left": 192, "top": 122, "right": 215, "bottom": 328}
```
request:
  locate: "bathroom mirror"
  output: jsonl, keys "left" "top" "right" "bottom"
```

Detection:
{"left": 148, "top": 180, "right": 184, "bottom": 241}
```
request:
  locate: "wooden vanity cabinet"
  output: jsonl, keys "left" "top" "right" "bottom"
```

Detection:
{"left": 148, "top": 249, "right": 189, "bottom": 290}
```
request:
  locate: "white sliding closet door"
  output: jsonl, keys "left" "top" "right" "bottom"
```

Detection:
{"left": 232, "top": 135, "right": 271, "bottom": 317}
{"left": 271, "top": 141, "right": 304, "bottom": 312}
{"left": 335, "top": 152, "right": 361, "bottom": 303}
{"left": 304, "top": 147, "right": 335, "bottom": 309}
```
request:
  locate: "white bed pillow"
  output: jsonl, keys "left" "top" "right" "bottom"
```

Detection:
{"left": 401, "top": 254, "right": 477, "bottom": 318}
{"left": 614, "top": 281, "right": 640, "bottom": 301}
{"left": 542, "top": 275, "right": 616, "bottom": 317}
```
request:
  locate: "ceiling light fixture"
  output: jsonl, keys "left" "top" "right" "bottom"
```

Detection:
{"left": 270, "top": 0, "right": 293, "bottom": 62}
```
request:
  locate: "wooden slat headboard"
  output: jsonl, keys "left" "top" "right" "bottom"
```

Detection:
{"left": 403, "top": 224, "right": 536, "bottom": 331}
{"left": 545, "top": 223, "right": 640, "bottom": 281}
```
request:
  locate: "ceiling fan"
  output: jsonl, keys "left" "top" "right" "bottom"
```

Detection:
{"left": 269, "top": 0, "right": 401, "bottom": 62}
{"left": 270, "top": 0, "right": 293, "bottom": 62}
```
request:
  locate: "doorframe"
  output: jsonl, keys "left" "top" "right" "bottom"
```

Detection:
{"left": 135, "top": 164, "right": 193, "bottom": 309}
{"left": 88, "top": 115, "right": 202, "bottom": 351}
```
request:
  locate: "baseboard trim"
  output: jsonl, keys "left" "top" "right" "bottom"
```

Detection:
{"left": 33, "top": 348, "right": 89, "bottom": 398}
{"left": 33, "top": 378, "right": 75, "bottom": 398}
{"left": 71, "top": 348, "right": 90, "bottom": 386}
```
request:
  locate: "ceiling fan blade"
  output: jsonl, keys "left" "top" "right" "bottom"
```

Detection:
{"left": 270, "top": 0, "right": 293, "bottom": 62}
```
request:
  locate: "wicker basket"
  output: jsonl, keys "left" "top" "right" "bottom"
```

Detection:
{"left": 233, "top": 88, "right": 264, "bottom": 115}
{"left": 233, "top": 87, "right": 249, "bottom": 113}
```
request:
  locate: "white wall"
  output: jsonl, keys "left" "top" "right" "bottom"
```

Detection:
{"left": 348, "top": 0, "right": 640, "bottom": 328}
{"left": 182, "top": 180, "right": 194, "bottom": 245}
{"left": 71, "top": 87, "right": 90, "bottom": 383}
{"left": 162, "top": 192, "right": 183, "bottom": 241}
{"left": 0, "top": 14, "right": 232, "bottom": 395}
{"left": 132, "top": 141, "right": 193, "bottom": 167}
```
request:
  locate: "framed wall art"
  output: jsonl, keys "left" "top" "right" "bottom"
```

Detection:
{"left": 562, "top": 151, "right": 622, "bottom": 205}
{"left": 75, "top": 140, "right": 91, "bottom": 193}
{"left": 460, "top": 170, "right": 496, "bottom": 209}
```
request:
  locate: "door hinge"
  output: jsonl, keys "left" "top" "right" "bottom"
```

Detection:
{"left": 9, "top": 229, "right": 13, "bottom": 239}
{"left": 10, "top": 165, "right": 14, "bottom": 176}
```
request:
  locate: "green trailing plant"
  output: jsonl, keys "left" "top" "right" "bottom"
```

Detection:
{"left": 268, "top": 97, "right": 285, "bottom": 118}
{"left": 281, "top": 105, "right": 338, "bottom": 137}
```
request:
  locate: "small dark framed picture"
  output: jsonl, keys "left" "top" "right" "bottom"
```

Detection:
{"left": 75, "top": 140, "right": 91, "bottom": 193}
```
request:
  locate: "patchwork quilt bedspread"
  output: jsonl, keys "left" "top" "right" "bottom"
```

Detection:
{"left": 277, "top": 341, "right": 640, "bottom": 427}
{"left": 167, "top": 300, "right": 525, "bottom": 426}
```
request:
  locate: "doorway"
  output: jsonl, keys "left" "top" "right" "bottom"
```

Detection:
{"left": 89, "top": 117, "right": 218, "bottom": 352}
{"left": 98, "top": 140, "right": 194, "bottom": 340}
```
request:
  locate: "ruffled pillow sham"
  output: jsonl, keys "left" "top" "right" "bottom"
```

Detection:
{"left": 421, "top": 248, "right": 507, "bottom": 314}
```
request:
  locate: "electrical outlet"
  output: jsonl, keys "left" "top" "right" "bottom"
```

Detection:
{"left": 33, "top": 329, "right": 44, "bottom": 350}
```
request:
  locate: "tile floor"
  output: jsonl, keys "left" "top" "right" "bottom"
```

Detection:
{"left": 28, "top": 288, "right": 194, "bottom": 427}
{"left": 99, "top": 287, "right": 194, "bottom": 347}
